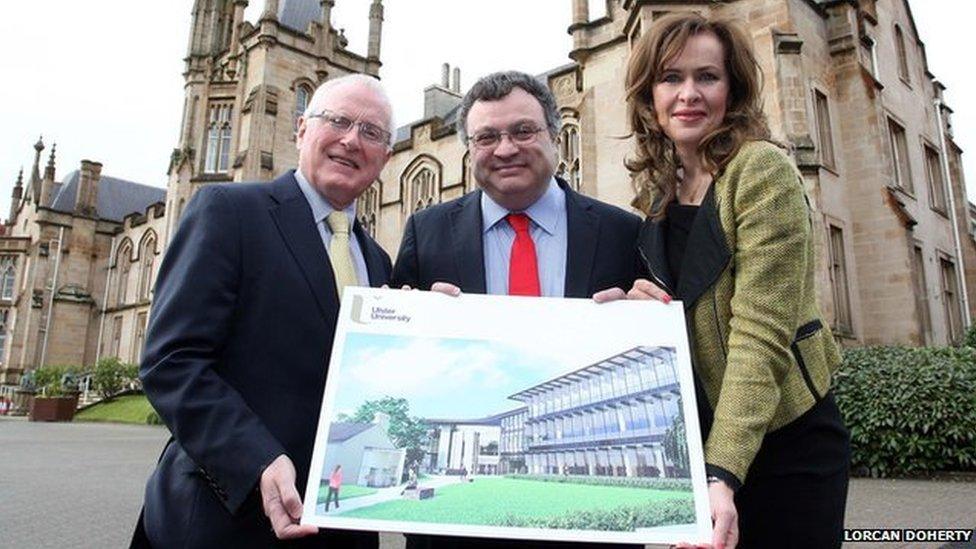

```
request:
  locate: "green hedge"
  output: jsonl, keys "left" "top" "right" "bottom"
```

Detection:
{"left": 492, "top": 499, "right": 694, "bottom": 531}
{"left": 505, "top": 474, "right": 691, "bottom": 492}
{"left": 834, "top": 345, "right": 976, "bottom": 477}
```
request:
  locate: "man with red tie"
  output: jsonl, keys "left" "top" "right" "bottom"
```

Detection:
{"left": 391, "top": 71, "right": 642, "bottom": 549}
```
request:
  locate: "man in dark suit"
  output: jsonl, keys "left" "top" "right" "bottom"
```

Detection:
{"left": 136, "top": 74, "right": 393, "bottom": 548}
{"left": 393, "top": 71, "right": 641, "bottom": 549}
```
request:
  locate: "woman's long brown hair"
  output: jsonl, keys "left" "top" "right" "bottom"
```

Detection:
{"left": 625, "top": 12, "right": 770, "bottom": 219}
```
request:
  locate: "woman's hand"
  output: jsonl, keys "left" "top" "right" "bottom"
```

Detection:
{"left": 674, "top": 480, "right": 738, "bottom": 549}
{"left": 592, "top": 278, "right": 672, "bottom": 303}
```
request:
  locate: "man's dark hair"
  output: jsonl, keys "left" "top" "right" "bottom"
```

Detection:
{"left": 456, "top": 71, "right": 561, "bottom": 144}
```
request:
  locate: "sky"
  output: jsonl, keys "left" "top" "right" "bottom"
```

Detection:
{"left": 331, "top": 333, "right": 567, "bottom": 419}
{"left": 1, "top": 1, "right": 974, "bottom": 220}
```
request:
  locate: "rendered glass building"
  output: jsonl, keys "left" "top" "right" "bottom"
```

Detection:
{"left": 509, "top": 346, "right": 686, "bottom": 478}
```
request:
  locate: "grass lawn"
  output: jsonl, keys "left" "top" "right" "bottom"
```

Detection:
{"left": 337, "top": 477, "right": 692, "bottom": 525}
{"left": 74, "top": 394, "right": 159, "bottom": 425}
{"left": 318, "top": 483, "right": 379, "bottom": 504}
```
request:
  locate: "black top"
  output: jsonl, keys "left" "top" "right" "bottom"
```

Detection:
{"left": 665, "top": 201, "right": 700, "bottom": 286}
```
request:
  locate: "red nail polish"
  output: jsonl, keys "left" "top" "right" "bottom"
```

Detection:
{"left": 663, "top": 294, "right": 672, "bottom": 304}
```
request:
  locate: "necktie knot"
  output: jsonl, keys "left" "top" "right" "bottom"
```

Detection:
{"left": 327, "top": 211, "right": 350, "bottom": 235}
{"left": 506, "top": 213, "right": 532, "bottom": 234}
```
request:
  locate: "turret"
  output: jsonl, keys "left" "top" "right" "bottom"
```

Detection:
{"left": 39, "top": 143, "right": 57, "bottom": 208}
{"left": 367, "top": 0, "right": 383, "bottom": 61}
{"left": 29, "top": 136, "right": 44, "bottom": 203}
{"left": 8, "top": 168, "right": 23, "bottom": 223}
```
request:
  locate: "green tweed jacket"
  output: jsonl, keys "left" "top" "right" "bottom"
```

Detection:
{"left": 637, "top": 140, "right": 842, "bottom": 486}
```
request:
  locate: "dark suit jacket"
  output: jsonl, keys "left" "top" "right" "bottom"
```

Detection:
{"left": 392, "top": 179, "right": 642, "bottom": 549}
{"left": 138, "top": 172, "right": 390, "bottom": 548}
{"left": 392, "top": 179, "right": 641, "bottom": 298}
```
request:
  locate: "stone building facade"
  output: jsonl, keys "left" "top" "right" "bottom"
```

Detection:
{"left": 1, "top": 0, "right": 973, "bottom": 384}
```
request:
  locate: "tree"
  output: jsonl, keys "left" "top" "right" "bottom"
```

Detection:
{"left": 352, "top": 397, "right": 429, "bottom": 470}
{"left": 662, "top": 403, "right": 689, "bottom": 477}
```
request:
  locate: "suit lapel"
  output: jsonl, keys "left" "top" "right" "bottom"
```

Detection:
{"left": 676, "top": 185, "right": 731, "bottom": 310}
{"left": 450, "top": 191, "right": 487, "bottom": 294}
{"left": 353, "top": 221, "right": 390, "bottom": 288}
{"left": 269, "top": 172, "right": 339, "bottom": 323}
{"left": 563, "top": 183, "right": 599, "bottom": 298}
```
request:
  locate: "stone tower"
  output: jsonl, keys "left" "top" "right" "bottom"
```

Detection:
{"left": 163, "top": 0, "right": 384, "bottom": 245}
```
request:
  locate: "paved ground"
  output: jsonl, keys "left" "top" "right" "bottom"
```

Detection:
{"left": 1, "top": 417, "right": 973, "bottom": 548}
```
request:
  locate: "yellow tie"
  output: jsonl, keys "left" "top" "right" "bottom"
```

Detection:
{"left": 326, "top": 211, "right": 358, "bottom": 300}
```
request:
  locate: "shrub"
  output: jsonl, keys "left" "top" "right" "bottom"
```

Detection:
{"left": 963, "top": 324, "right": 976, "bottom": 349}
{"left": 493, "top": 499, "right": 695, "bottom": 530}
{"left": 505, "top": 474, "right": 691, "bottom": 492}
{"left": 92, "top": 357, "right": 139, "bottom": 399}
{"left": 32, "top": 365, "right": 83, "bottom": 397}
{"left": 834, "top": 346, "right": 976, "bottom": 477}
{"left": 146, "top": 410, "right": 163, "bottom": 425}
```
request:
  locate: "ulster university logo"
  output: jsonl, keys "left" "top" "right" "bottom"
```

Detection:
{"left": 351, "top": 294, "right": 411, "bottom": 324}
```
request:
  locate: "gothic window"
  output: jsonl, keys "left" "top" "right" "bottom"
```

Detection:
{"left": 0, "top": 310, "right": 8, "bottom": 362}
{"left": 912, "top": 244, "right": 931, "bottom": 345}
{"left": 357, "top": 183, "right": 380, "bottom": 238}
{"left": 462, "top": 151, "right": 475, "bottom": 193}
{"left": 294, "top": 85, "right": 311, "bottom": 134}
{"left": 115, "top": 241, "right": 133, "bottom": 306}
{"left": 0, "top": 256, "right": 16, "bottom": 300}
{"left": 133, "top": 312, "right": 148, "bottom": 364}
{"left": 110, "top": 315, "right": 123, "bottom": 358}
{"left": 939, "top": 254, "right": 963, "bottom": 344}
{"left": 828, "top": 225, "right": 853, "bottom": 334}
{"left": 887, "top": 118, "right": 913, "bottom": 194}
{"left": 894, "top": 24, "right": 910, "bottom": 84}
{"left": 138, "top": 232, "right": 157, "bottom": 301}
{"left": 204, "top": 102, "right": 234, "bottom": 173}
{"left": 924, "top": 145, "right": 947, "bottom": 213}
{"left": 813, "top": 90, "right": 835, "bottom": 168}
{"left": 401, "top": 157, "right": 441, "bottom": 213}
{"left": 558, "top": 122, "right": 582, "bottom": 191}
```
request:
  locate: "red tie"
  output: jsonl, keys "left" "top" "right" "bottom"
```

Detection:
{"left": 506, "top": 213, "right": 541, "bottom": 296}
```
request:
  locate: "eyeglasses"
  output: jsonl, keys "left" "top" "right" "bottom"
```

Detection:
{"left": 307, "top": 109, "right": 392, "bottom": 146}
{"left": 468, "top": 124, "right": 547, "bottom": 149}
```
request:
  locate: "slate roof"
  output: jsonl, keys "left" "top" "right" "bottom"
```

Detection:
{"left": 48, "top": 170, "right": 166, "bottom": 223}
{"left": 328, "top": 421, "right": 374, "bottom": 442}
{"left": 278, "top": 0, "right": 320, "bottom": 34}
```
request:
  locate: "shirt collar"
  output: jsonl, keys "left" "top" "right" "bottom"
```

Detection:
{"left": 481, "top": 177, "right": 564, "bottom": 235}
{"left": 294, "top": 168, "right": 357, "bottom": 226}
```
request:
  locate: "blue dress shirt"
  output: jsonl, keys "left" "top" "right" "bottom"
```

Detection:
{"left": 294, "top": 169, "right": 369, "bottom": 286}
{"left": 481, "top": 178, "right": 568, "bottom": 297}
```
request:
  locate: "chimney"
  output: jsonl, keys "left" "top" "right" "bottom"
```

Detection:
{"left": 424, "top": 63, "right": 462, "bottom": 120}
{"left": 75, "top": 160, "right": 101, "bottom": 218}
{"left": 367, "top": 0, "right": 383, "bottom": 61}
{"left": 452, "top": 67, "right": 461, "bottom": 93}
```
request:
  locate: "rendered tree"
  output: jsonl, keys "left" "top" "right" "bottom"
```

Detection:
{"left": 352, "top": 396, "right": 429, "bottom": 468}
{"left": 662, "top": 405, "right": 690, "bottom": 477}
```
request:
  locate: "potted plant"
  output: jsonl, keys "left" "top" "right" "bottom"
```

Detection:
{"left": 29, "top": 365, "right": 82, "bottom": 422}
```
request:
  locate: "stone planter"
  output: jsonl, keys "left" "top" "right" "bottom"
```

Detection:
{"left": 29, "top": 395, "right": 79, "bottom": 422}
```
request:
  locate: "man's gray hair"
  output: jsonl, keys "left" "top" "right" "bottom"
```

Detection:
{"left": 304, "top": 73, "right": 397, "bottom": 146}
{"left": 456, "top": 71, "right": 561, "bottom": 144}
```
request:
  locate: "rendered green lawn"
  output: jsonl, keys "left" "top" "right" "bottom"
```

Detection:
{"left": 336, "top": 477, "right": 692, "bottom": 524}
{"left": 318, "top": 483, "right": 378, "bottom": 503}
{"left": 74, "top": 394, "right": 157, "bottom": 424}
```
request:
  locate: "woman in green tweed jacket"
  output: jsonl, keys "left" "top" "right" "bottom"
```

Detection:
{"left": 608, "top": 12, "right": 850, "bottom": 549}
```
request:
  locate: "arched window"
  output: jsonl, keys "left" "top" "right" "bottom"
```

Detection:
{"left": 356, "top": 183, "right": 380, "bottom": 238}
{"left": 0, "top": 310, "right": 8, "bottom": 363}
{"left": 0, "top": 256, "right": 16, "bottom": 300}
{"left": 138, "top": 233, "right": 157, "bottom": 301}
{"left": 294, "top": 85, "right": 311, "bottom": 134}
{"left": 401, "top": 156, "right": 442, "bottom": 213}
{"left": 204, "top": 102, "right": 233, "bottom": 173}
{"left": 115, "top": 241, "right": 133, "bottom": 306}
{"left": 558, "top": 122, "right": 582, "bottom": 191}
{"left": 462, "top": 151, "right": 475, "bottom": 193}
{"left": 895, "top": 24, "right": 910, "bottom": 83}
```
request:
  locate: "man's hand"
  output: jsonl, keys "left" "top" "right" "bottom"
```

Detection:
{"left": 430, "top": 281, "right": 461, "bottom": 296}
{"left": 674, "top": 480, "right": 738, "bottom": 549}
{"left": 592, "top": 279, "right": 672, "bottom": 304}
{"left": 260, "top": 454, "right": 318, "bottom": 540}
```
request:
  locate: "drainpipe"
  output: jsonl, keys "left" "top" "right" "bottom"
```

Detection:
{"left": 38, "top": 226, "right": 65, "bottom": 367}
{"left": 94, "top": 235, "right": 118, "bottom": 367}
{"left": 934, "top": 98, "right": 972, "bottom": 328}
